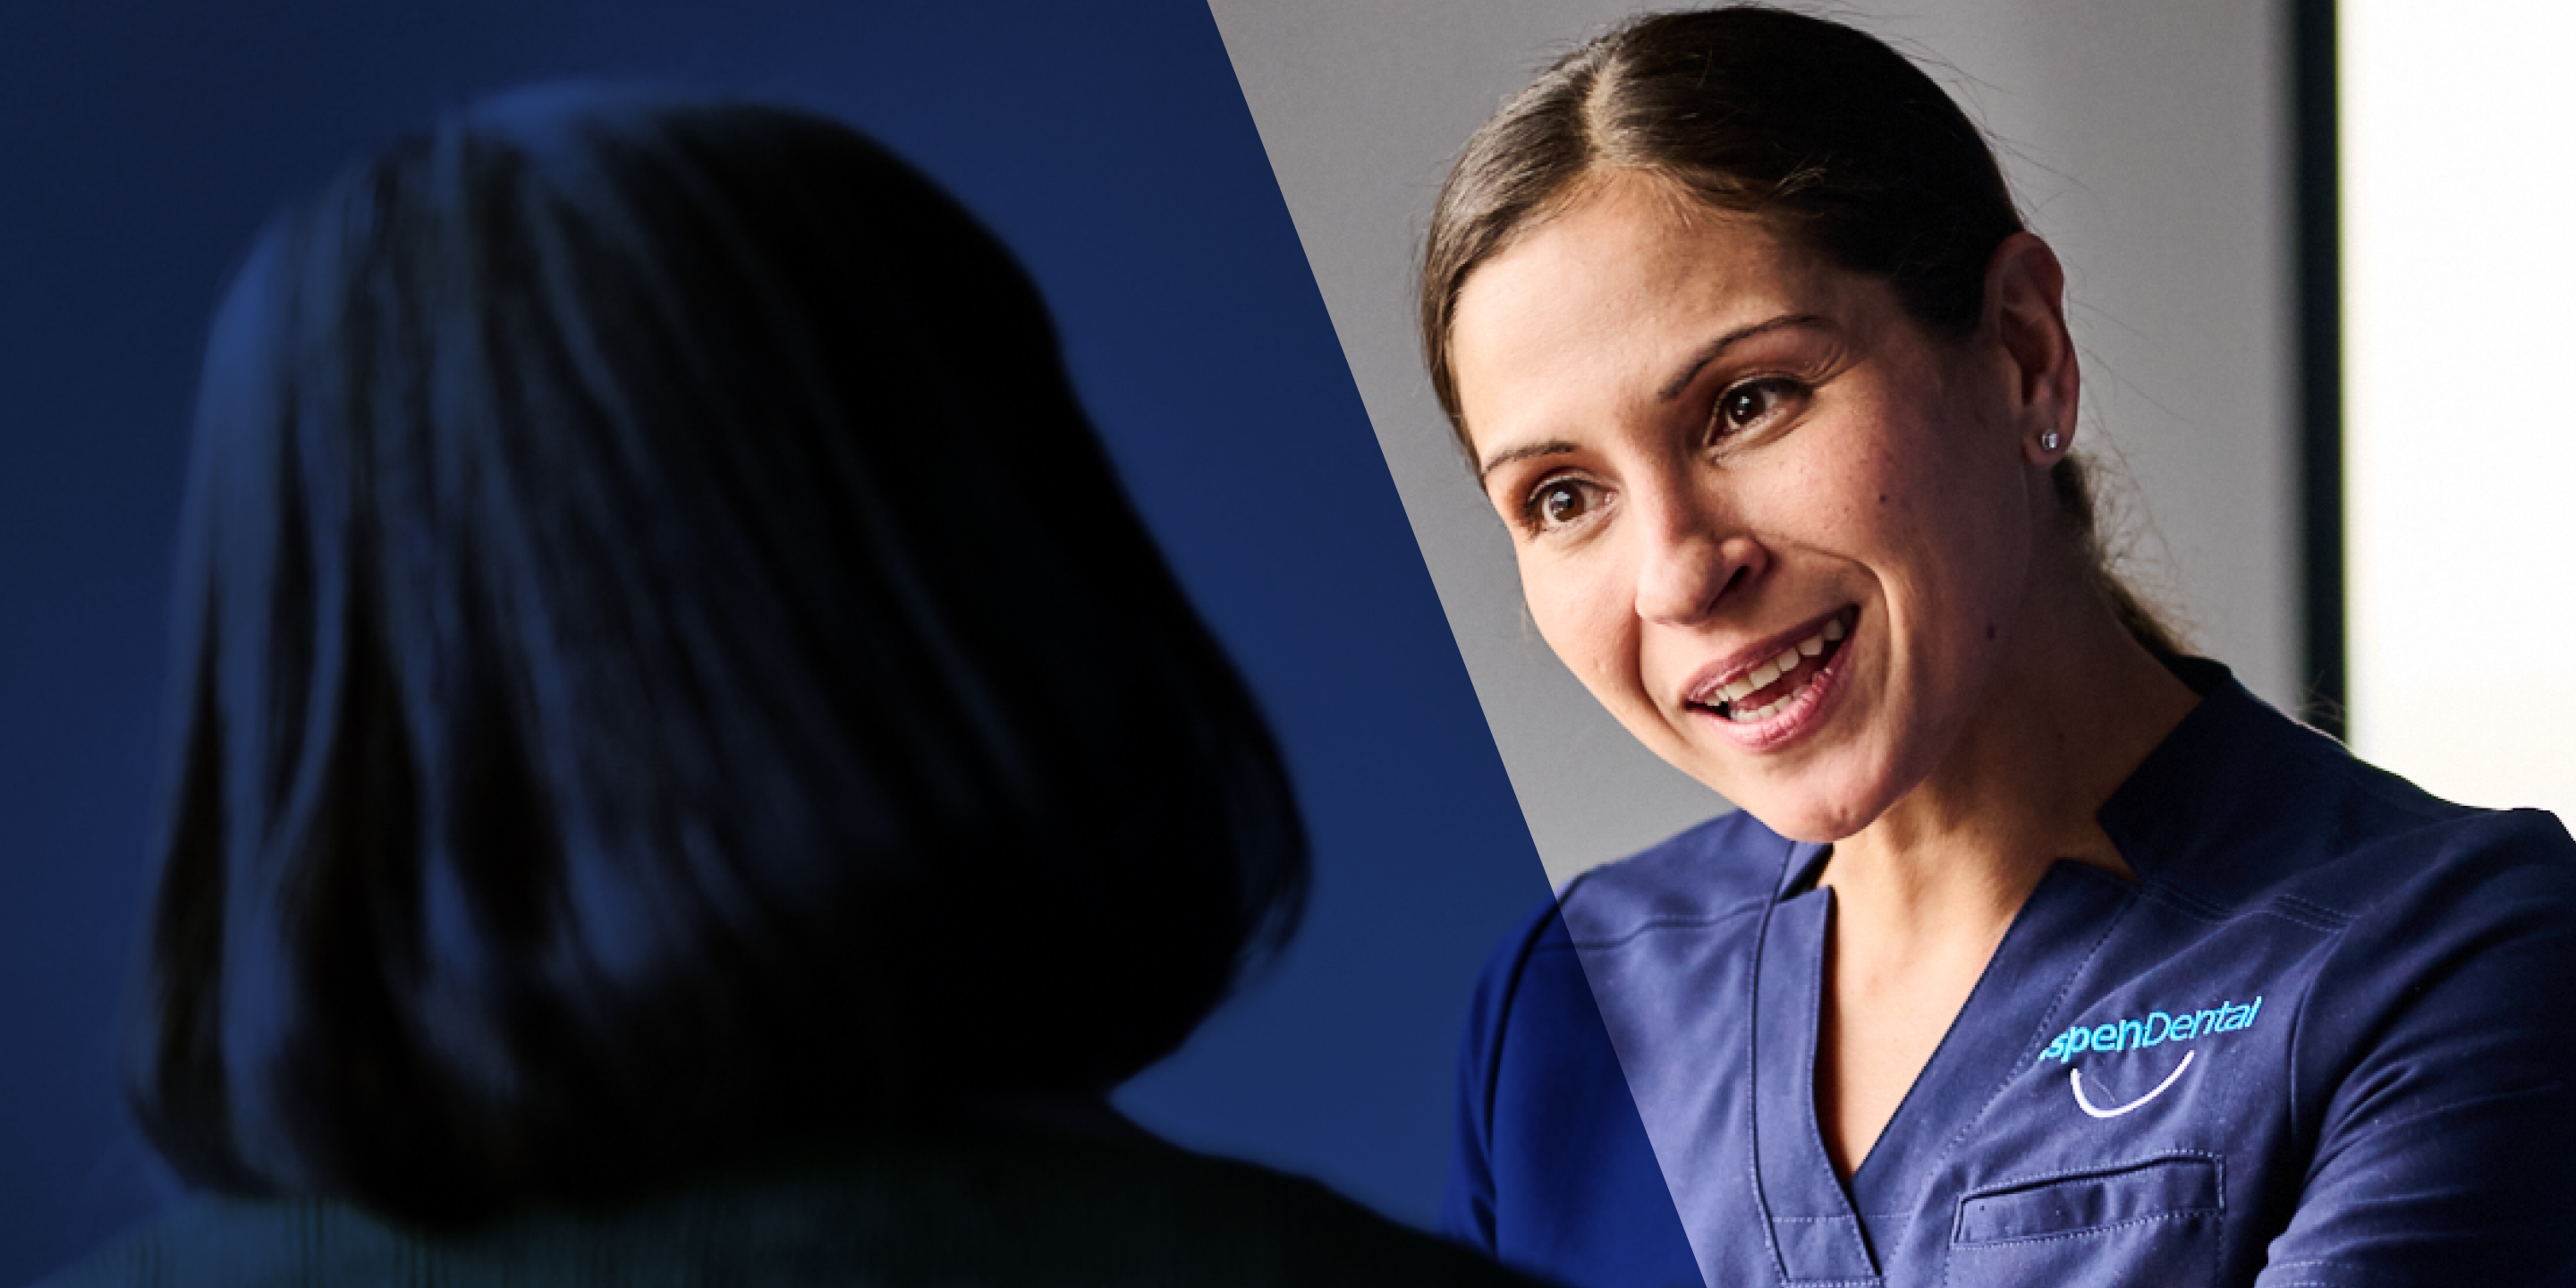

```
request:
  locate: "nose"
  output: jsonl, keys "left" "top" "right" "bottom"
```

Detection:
{"left": 1631, "top": 480, "right": 1762, "bottom": 626}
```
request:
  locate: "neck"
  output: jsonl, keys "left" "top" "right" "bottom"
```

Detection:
{"left": 1820, "top": 573, "right": 2199, "bottom": 942}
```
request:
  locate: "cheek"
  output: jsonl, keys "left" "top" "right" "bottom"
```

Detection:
{"left": 1519, "top": 548, "right": 1644, "bottom": 698}
{"left": 1852, "top": 423, "right": 2032, "bottom": 684}
{"left": 1883, "top": 436, "right": 2024, "bottom": 594}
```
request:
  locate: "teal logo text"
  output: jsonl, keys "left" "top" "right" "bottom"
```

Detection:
{"left": 2041, "top": 996, "right": 2263, "bottom": 1063}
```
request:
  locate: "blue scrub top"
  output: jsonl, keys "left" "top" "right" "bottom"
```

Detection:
{"left": 1442, "top": 660, "right": 2576, "bottom": 1288}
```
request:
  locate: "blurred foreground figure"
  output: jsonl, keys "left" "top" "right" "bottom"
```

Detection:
{"left": 36, "top": 87, "right": 1546, "bottom": 1287}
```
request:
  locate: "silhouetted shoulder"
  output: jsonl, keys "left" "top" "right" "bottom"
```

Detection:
{"left": 33, "top": 1131, "right": 1562, "bottom": 1288}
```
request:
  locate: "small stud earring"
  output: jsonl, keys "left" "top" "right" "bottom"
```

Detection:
{"left": 2040, "top": 431, "right": 2062, "bottom": 453}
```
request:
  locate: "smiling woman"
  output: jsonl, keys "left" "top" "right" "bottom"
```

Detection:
{"left": 1420, "top": 8, "right": 2576, "bottom": 1288}
{"left": 1444, "top": 187, "right": 2176, "bottom": 847}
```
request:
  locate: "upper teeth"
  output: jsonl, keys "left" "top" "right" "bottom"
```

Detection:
{"left": 1710, "top": 616, "right": 1845, "bottom": 707}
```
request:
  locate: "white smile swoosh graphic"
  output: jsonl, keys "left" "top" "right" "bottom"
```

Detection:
{"left": 2070, "top": 1049, "right": 2198, "bottom": 1119}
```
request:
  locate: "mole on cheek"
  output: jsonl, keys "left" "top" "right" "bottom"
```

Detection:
{"left": 1986, "top": 623, "right": 1996, "bottom": 642}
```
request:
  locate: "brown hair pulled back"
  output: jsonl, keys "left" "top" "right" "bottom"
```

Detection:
{"left": 1419, "top": 5, "right": 2183, "bottom": 657}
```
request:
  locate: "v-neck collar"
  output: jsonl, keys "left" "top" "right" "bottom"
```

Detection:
{"left": 1741, "top": 661, "right": 2259, "bottom": 1277}
{"left": 1570, "top": 658, "right": 2282, "bottom": 1285}
{"left": 1748, "top": 846, "right": 2140, "bottom": 1280}
{"left": 1747, "top": 860, "right": 1874, "bottom": 1280}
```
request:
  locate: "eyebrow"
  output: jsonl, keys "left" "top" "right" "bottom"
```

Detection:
{"left": 1655, "top": 312, "right": 1835, "bottom": 401}
{"left": 1474, "top": 312, "right": 1836, "bottom": 483}
{"left": 1476, "top": 438, "right": 1578, "bottom": 486}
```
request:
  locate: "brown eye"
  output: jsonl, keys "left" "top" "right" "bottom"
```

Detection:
{"left": 1716, "top": 377, "right": 1803, "bottom": 437}
{"left": 1530, "top": 478, "right": 1599, "bottom": 530}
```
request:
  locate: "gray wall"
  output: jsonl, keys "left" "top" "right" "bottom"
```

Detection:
{"left": 1208, "top": 0, "right": 2297, "bottom": 887}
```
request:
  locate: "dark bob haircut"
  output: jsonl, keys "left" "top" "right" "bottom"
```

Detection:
{"left": 128, "top": 85, "right": 1308, "bottom": 1229}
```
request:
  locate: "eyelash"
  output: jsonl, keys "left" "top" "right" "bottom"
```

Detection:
{"left": 1513, "top": 376, "right": 1812, "bottom": 536}
{"left": 1711, "top": 375, "right": 1808, "bottom": 443}
{"left": 1520, "top": 474, "right": 1603, "bottom": 534}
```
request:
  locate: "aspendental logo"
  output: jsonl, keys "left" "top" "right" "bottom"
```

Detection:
{"left": 2043, "top": 997, "right": 2265, "bottom": 1118}
{"left": 2040, "top": 997, "right": 2265, "bottom": 1063}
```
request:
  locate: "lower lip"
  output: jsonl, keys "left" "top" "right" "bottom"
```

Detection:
{"left": 1692, "top": 626, "right": 1852, "bottom": 754}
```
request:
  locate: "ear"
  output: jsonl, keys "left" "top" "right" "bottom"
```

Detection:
{"left": 1983, "top": 233, "right": 2079, "bottom": 465}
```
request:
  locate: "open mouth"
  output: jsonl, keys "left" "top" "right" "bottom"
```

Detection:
{"left": 1690, "top": 606, "right": 1857, "bottom": 724}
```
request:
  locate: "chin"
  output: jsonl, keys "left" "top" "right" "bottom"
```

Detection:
{"left": 1722, "top": 761, "right": 1899, "bottom": 845}
{"left": 1743, "top": 800, "right": 1875, "bottom": 846}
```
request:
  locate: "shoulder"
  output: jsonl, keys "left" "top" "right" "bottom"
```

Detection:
{"left": 1552, "top": 809, "right": 1786, "bottom": 945}
{"left": 998, "top": 1135, "right": 1556, "bottom": 1285}
{"left": 2111, "top": 669, "right": 2576, "bottom": 927}
{"left": 26, "top": 1196, "right": 408, "bottom": 1288}
{"left": 2264, "top": 737, "right": 2576, "bottom": 926}
{"left": 30, "top": 1136, "right": 1553, "bottom": 1288}
{"left": 2114, "top": 674, "right": 2576, "bottom": 1126}
{"left": 1461, "top": 809, "right": 1779, "bottom": 1027}
{"left": 1456, "top": 809, "right": 1781, "bottom": 1083}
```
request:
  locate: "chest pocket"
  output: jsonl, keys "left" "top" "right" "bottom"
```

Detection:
{"left": 1944, "top": 1154, "right": 2223, "bottom": 1288}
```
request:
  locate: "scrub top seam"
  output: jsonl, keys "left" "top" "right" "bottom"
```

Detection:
{"left": 1744, "top": 879, "right": 1791, "bottom": 1288}
{"left": 1560, "top": 905, "right": 1764, "bottom": 953}
{"left": 2281, "top": 912, "right": 2343, "bottom": 1155}
{"left": 2134, "top": 881, "right": 2355, "bottom": 935}
{"left": 2263, "top": 894, "right": 2352, "bottom": 929}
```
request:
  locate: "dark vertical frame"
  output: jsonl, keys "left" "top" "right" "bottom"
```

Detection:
{"left": 2294, "top": 0, "right": 2346, "bottom": 738}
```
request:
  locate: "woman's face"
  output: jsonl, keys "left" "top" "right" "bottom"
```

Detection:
{"left": 1449, "top": 175, "right": 2051, "bottom": 843}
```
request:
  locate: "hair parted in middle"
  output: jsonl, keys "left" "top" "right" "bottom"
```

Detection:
{"left": 1420, "top": 5, "right": 2184, "bottom": 657}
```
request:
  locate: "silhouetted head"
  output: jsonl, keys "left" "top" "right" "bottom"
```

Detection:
{"left": 131, "top": 84, "right": 1307, "bottom": 1228}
